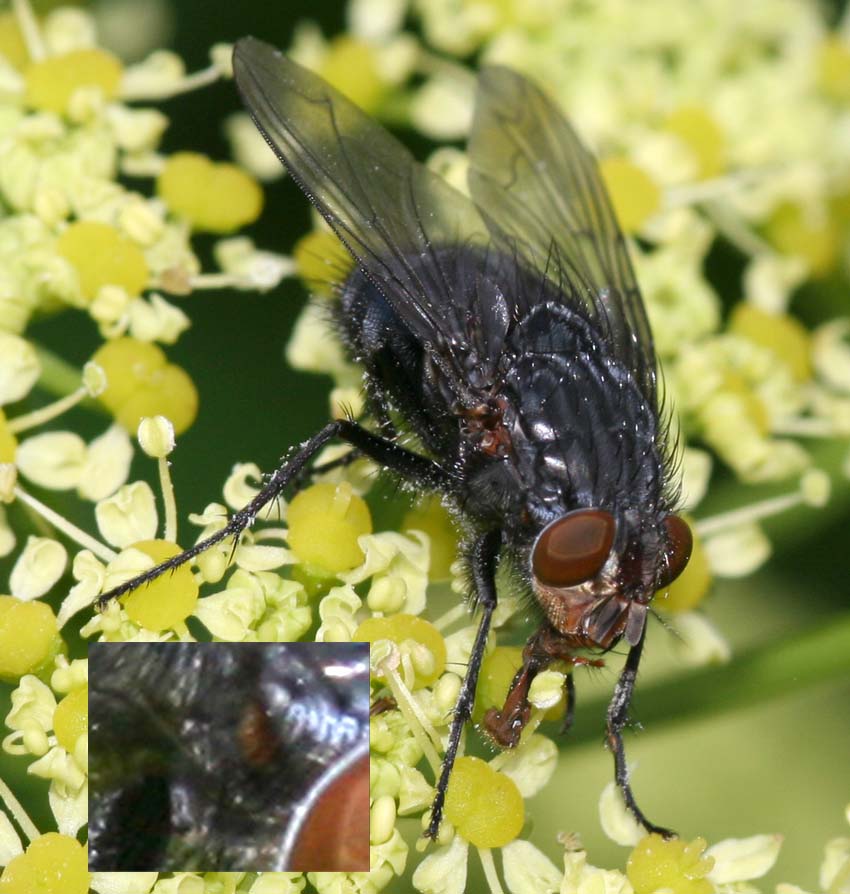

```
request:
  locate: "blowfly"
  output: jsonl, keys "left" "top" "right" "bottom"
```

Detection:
{"left": 97, "top": 36, "right": 694, "bottom": 838}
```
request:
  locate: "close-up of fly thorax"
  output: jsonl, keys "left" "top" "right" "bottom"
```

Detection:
{"left": 88, "top": 642, "right": 370, "bottom": 871}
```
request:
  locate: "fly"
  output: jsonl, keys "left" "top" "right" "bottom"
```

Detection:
{"left": 96, "top": 36, "right": 694, "bottom": 839}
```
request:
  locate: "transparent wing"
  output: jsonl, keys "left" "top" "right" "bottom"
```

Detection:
{"left": 467, "top": 65, "right": 657, "bottom": 403}
{"left": 233, "top": 37, "right": 490, "bottom": 367}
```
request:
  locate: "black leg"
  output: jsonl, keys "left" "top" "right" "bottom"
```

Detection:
{"left": 560, "top": 672, "right": 576, "bottom": 736}
{"left": 291, "top": 447, "right": 362, "bottom": 491}
{"left": 96, "top": 419, "right": 452, "bottom": 607}
{"left": 426, "top": 528, "right": 501, "bottom": 840}
{"left": 311, "top": 447, "right": 363, "bottom": 476}
{"left": 606, "top": 628, "right": 674, "bottom": 838}
{"left": 291, "top": 414, "right": 398, "bottom": 489}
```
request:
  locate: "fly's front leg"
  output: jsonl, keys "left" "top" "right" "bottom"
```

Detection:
{"left": 96, "top": 419, "right": 452, "bottom": 607}
{"left": 484, "top": 624, "right": 600, "bottom": 747}
{"left": 606, "top": 628, "right": 674, "bottom": 838}
{"left": 561, "top": 672, "right": 577, "bottom": 736}
{"left": 426, "top": 528, "right": 501, "bottom": 841}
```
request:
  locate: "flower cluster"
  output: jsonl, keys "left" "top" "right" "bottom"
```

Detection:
{"left": 0, "top": 0, "right": 849, "bottom": 893}
{"left": 0, "top": 0, "right": 292, "bottom": 549}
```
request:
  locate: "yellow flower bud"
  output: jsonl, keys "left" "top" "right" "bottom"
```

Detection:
{"left": 117, "top": 539, "right": 199, "bottom": 631}
{"left": 57, "top": 221, "right": 149, "bottom": 301}
{"left": 627, "top": 834, "right": 714, "bottom": 894}
{"left": 0, "top": 595, "right": 62, "bottom": 682}
{"left": 25, "top": 48, "right": 122, "bottom": 114}
{"left": 599, "top": 157, "right": 661, "bottom": 233}
{"left": 286, "top": 481, "right": 372, "bottom": 573}
{"left": 157, "top": 152, "right": 263, "bottom": 233}
{"left": 355, "top": 613, "right": 446, "bottom": 688}
{"left": 53, "top": 684, "right": 88, "bottom": 753}
{"left": 0, "top": 832, "right": 89, "bottom": 894}
{"left": 445, "top": 755, "right": 524, "bottom": 848}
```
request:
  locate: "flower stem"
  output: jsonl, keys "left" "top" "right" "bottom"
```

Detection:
{"left": 158, "top": 456, "right": 178, "bottom": 543}
{"left": 12, "top": 0, "right": 44, "bottom": 62}
{"left": 14, "top": 485, "right": 117, "bottom": 563}
{"left": 384, "top": 663, "right": 444, "bottom": 775}
{"left": 8, "top": 386, "right": 89, "bottom": 434}
{"left": 0, "top": 775, "right": 40, "bottom": 844}
{"left": 34, "top": 344, "right": 108, "bottom": 416}
{"left": 478, "top": 848, "right": 507, "bottom": 894}
{"left": 571, "top": 612, "right": 850, "bottom": 744}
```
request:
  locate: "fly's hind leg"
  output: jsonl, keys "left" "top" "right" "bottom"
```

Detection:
{"left": 294, "top": 393, "right": 399, "bottom": 489}
{"left": 292, "top": 446, "right": 364, "bottom": 490}
{"left": 606, "top": 628, "right": 675, "bottom": 838}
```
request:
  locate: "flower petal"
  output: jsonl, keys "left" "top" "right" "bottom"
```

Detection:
{"left": 706, "top": 834, "right": 783, "bottom": 883}
{"left": 599, "top": 781, "right": 644, "bottom": 847}
{"left": 669, "top": 612, "right": 732, "bottom": 666}
{"left": 10, "top": 536, "right": 67, "bottom": 600}
{"left": 498, "top": 734, "right": 559, "bottom": 798}
{"left": 412, "top": 836, "right": 469, "bottom": 894}
{"left": 90, "top": 872, "right": 159, "bottom": 894}
{"left": 17, "top": 431, "right": 87, "bottom": 490}
{"left": 78, "top": 424, "right": 133, "bottom": 501}
{"left": 503, "top": 839, "right": 562, "bottom": 894}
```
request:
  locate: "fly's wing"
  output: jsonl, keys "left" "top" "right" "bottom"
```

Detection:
{"left": 467, "top": 65, "right": 657, "bottom": 404}
{"left": 233, "top": 37, "right": 492, "bottom": 386}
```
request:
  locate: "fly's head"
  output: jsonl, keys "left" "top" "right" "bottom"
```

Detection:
{"left": 529, "top": 508, "right": 692, "bottom": 648}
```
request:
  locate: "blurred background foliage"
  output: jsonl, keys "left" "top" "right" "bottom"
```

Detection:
{"left": 1, "top": 0, "right": 849, "bottom": 890}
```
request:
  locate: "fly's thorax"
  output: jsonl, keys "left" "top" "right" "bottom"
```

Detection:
{"left": 501, "top": 303, "right": 669, "bottom": 516}
{"left": 528, "top": 506, "right": 693, "bottom": 648}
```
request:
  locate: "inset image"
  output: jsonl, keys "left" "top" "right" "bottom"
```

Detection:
{"left": 88, "top": 642, "right": 369, "bottom": 871}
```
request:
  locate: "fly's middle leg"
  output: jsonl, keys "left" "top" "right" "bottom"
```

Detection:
{"left": 425, "top": 527, "right": 501, "bottom": 840}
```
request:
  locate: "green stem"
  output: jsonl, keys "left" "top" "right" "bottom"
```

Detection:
{"left": 34, "top": 344, "right": 82, "bottom": 397}
{"left": 34, "top": 344, "right": 108, "bottom": 416}
{"left": 571, "top": 612, "right": 850, "bottom": 744}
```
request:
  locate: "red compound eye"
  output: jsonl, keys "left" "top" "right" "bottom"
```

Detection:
{"left": 657, "top": 515, "right": 693, "bottom": 588}
{"left": 532, "top": 509, "right": 616, "bottom": 588}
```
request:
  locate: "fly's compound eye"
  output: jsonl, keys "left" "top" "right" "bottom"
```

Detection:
{"left": 531, "top": 509, "right": 616, "bottom": 588}
{"left": 657, "top": 515, "right": 693, "bottom": 588}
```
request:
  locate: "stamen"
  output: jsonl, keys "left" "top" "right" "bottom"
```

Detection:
{"left": 158, "top": 456, "right": 177, "bottom": 543}
{"left": 251, "top": 527, "right": 288, "bottom": 542}
{"left": 383, "top": 661, "right": 443, "bottom": 775}
{"left": 0, "top": 774, "right": 40, "bottom": 844}
{"left": 772, "top": 417, "right": 846, "bottom": 438}
{"left": 121, "top": 64, "right": 222, "bottom": 102}
{"left": 664, "top": 167, "right": 776, "bottom": 210}
{"left": 12, "top": 0, "right": 45, "bottom": 63}
{"left": 7, "top": 386, "right": 89, "bottom": 435}
{"left": 188, "top": 272, "right": 247, "bottom": 290}
{"left": 694, "top": 470, "right": 829, "bottom": 537}
{"left": 703, "top": 201, "right": 775, "bottom": 257}
{"left": 138, "top": 417, "right": 179, "bottom": 542}
{"left": 13, "top": 485, "right": 117, "bottom": 563}
{"left": 431, "top": 603, "right": 469, "bottom": 631}
{"left": 478, "top": 847, "right": 507, "bottom": 894}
